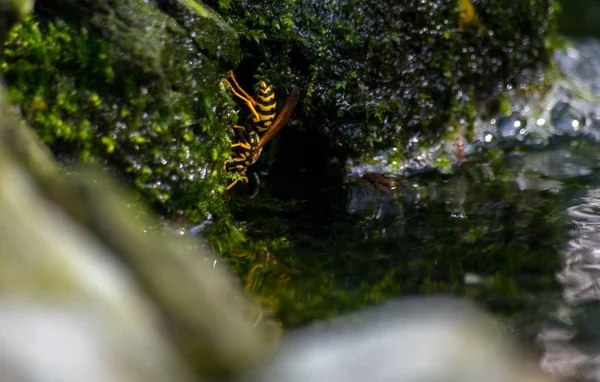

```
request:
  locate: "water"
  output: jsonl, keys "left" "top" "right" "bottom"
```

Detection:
{"left": 540, "top": 184, "right": 600, "bottom": 380}
{"left": 209, "top": 136, "right": 600, "bottom": 381}
{"left": 204, "top": 38, "right": 600, "bottom": 380}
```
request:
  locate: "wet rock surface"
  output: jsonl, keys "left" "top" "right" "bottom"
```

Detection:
{"left": 347, "top": 38, "right": 600, "bottom": 179}
{"left": 203, "top": 0, "right": 557, "bottom": 185}
{"left": 472, "top": 39, "right": 600, "bottom": 151}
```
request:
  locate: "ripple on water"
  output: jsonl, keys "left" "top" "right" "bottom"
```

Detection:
{"left": 586, "top": 112, "right": 600, "bottom": 142}
{"left": 541, "top": 188, "right": 600, "bottom": 381}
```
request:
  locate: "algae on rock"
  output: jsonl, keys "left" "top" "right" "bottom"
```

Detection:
{"left": 0, "top": 0, "right": 242, "bottom": 222}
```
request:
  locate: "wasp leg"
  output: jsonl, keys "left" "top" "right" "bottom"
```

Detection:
{"left": 232, "top": 125, "right": 246, "bottom": 129}
{"left": 224, "top": 78, "right": 261, "bottom": 123}
{"left": 231, "top": 142, "right": 252, "bottom": 150}
{"left": 227, "top": 70, "right": 256, "bottom": 106}
{"left": 225, "top": 179, "right": 239, "bottom": 191}
{"left": 225, "top": 174, "right": 249, "bottom": 191}
{"left": 223, "top": 156, "right": 248, "bottom": 171}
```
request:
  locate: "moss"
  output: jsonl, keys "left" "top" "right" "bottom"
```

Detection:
{"left": 0, "top": 1, "right": 240, "bottom": 222}
{"left": 204, "top": 0, "right": 559, "bottom": 173}
{"left": 157, "top": 0, "right": 240, "bottom": 66}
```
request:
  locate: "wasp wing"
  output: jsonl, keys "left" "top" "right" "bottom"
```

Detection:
{"left": 254, "top": 87, "right": 299, "bottom": 152}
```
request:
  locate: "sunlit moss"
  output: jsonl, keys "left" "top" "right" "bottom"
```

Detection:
{"left": 0, "top": 14, "right": 237, "bottom": 221}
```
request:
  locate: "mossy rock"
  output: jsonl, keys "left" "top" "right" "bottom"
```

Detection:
{"left": 204, "top": 0, "right": 559, "bottom": 176}
{"left": 0, "top": 0, "right": 242, "bottom": 222}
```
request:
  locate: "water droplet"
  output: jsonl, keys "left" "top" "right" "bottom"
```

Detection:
{"left": 497, "top": 113, "right": 526, "bottom": 142}
{"left": 479, "top": 131, "right": 495, "bottom": 145}
{"left": 551, "top": 102, "right": 586, "bottom": 136}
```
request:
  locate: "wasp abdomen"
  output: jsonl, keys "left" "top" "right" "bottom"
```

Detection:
{"left": 255, "top": 81, "right": 276, "bottom": 132}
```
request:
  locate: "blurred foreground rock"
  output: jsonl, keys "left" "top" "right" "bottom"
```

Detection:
{"left": 242, "top": 296, "right": 552, "bottom": 382}
{"left": 0, "top": 22, "right": 273, "bottom": 378}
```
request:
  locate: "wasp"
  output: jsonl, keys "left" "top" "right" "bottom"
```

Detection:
{"left": 223, "top": 70, "right": 299, "bottom": 191}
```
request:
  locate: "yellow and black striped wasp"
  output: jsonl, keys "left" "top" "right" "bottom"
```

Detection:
{"left": 223, "top": 70, "right": 299, "bottom": 191}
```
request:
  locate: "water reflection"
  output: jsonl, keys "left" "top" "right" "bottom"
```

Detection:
{"left": 266, "top": 144, "right": 587, "bottom": 327}
{"left": 226, "top": 139, "right": 600, "bottom": 366}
